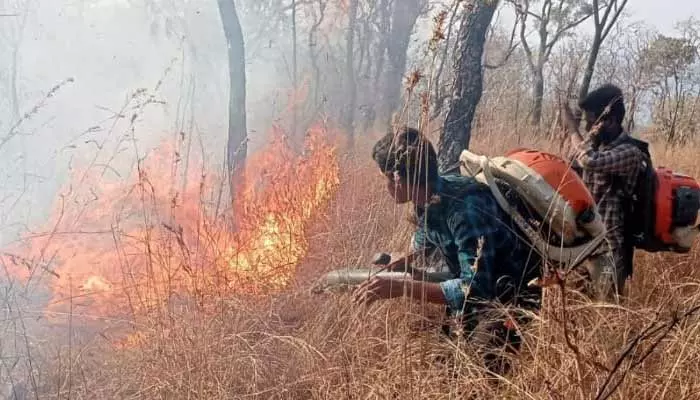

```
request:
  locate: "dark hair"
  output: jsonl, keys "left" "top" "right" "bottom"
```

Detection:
{"left": 578, "top": 84, "right": 625, "bottom": 124}
{"left": 372, "top": 126, "right": 439, "bottom": 187}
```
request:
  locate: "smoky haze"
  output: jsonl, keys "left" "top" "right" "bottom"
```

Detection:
{"left": 0, "top": 0, "right": 691, "bottom": 247}
{"left": 0, "top": 1, "right": 287, "bottom": 248}
{"left": 0, "top": 0, "right": 308, "bottom": 393}
{"left": 0, "top": 0, "right": 699, "bottom": 397}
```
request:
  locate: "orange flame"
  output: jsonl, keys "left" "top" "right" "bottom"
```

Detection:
{"left": 3, "top": 122, "right": 341, "bottom": 321}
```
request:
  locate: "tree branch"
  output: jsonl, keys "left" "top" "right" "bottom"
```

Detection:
{"left": 512, "top": 1, "right": 536, "bottom": 72}
{"left": 545, "top": 13, "right": 592, "bottom": 57}
{"left": 594, "top": 305, "right": 700, "bottom": 400}
{"left": 484, "top": 14, "right": 520, "bottom": 69}
{"left": 601, "top": 0, "right": 628, "bottom": 41}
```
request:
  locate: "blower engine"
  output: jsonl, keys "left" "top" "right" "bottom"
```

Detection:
{"left": 631, "top": 166, "right": 700, "bottom": 253}
{"left": 460, "top": 148, "right": 607, "bottom": 269}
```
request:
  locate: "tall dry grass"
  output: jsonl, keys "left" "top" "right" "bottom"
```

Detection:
{"left": 22, "top": 126, "right": 700, "bottom": 400}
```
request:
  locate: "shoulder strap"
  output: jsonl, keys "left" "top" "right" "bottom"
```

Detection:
{"left": 608, "top": 135, "right": 651, "bottom": 194}
{"left": 619, "top": 135, "right": 652, "bottom": 161}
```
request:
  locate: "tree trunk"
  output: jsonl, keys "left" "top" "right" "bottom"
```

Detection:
{"left": 438, "top": 0, "right": 497, "bottom": 173}
{"left": 432, "top": 1, "right": 461, "bottom": 118}
{"left": 369, "top": 0, "right": 390, "bottom": 130}
{"left": 291, "top": 0, "right": 298, "bottom": 140}
{"left": 217, "top": 0, "right": 247, "bottom": 197}
{"left": 308, "top": 1, "right": 326, "bottom": 114}
{"left": 530, "top": 18, "right": 549, "bottom": 126}
{"left": 381, "top": 0, "right": 421, "bottom": 128}
{"left": 532, "top": 68, "right": 544, "bottom": 125}
{"left": 578, "top": 0, "right": 629, "bottom": 98}
{"left": 373, "top": 0, "right": 390, "bottom": 90}
{"left": 10, "top": 44, "right": 20, "bottom": 121}
{"left": 578, "top": 32, "right": 602, "bottom": 100}
{"left": 342, "top": 0, "right": 359, "bottom": 141}
{"left": 8, "top": 1, "right": 30, "bottom": 122}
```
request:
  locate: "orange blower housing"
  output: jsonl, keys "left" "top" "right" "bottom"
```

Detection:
{"left": 505, "top": 148, "right": 597, "bottom": 218}
{"left": 654, "top": 168, "right": 700, "bottom": 248}
{"left": 627, "top": 164, "right": 700, "bottom": 253}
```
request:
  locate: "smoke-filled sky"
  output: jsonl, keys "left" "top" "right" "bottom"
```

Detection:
{"left": 0, "top": 1, "right": 290, "bottom": 246}
{"left": 0, "top": 0, "right": 698, "bottom": 248}
{"left": 489, "top": 0, "right": 700, "bottom": 36}
{"left": 0, "top": 1, "right": 698, "bottom": 395}
{"left": 631, "top": 0, "right": 700, "bottom": 34}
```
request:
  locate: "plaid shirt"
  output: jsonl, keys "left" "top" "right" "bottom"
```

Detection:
{"left": 570, "top": 132, "right": 646, "bottom": 250}
{"left": 411, "top": 175, "right": 541, "bottom": 316}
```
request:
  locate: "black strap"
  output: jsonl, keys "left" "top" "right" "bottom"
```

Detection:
{"left": 607, "top": 135, "right": 651, "bottom": 199}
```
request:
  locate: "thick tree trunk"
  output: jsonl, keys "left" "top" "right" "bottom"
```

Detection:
{"left": 381, "top": 0, "right": 421, "bottom": 128}
{"left": 438, "top": 0, "right": 497, "bottom": 173}
{"left": 216, "top": 0, "right": 247, "bottom": 196}
{"left": 342, "top": 0, "right": 359, "bottom": 141}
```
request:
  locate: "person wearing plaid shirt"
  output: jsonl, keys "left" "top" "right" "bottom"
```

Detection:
{"left": 353, "top": 127, "right": 542, "bottom": 372}
{"left": 569, "top": 84, "right": 646, "bottom": 299}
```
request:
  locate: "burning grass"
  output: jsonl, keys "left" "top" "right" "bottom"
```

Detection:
{"left": 1, "top": 121, "right": 340, "bottom": 322}
{"left": 4, "top": 126, "right": 700, "bottom": 399}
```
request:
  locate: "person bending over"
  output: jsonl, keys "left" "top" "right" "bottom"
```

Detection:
{"left": 353, "top": 127, "right": 542, "bottom": 372}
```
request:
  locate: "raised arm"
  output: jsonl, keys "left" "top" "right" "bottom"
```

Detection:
{"left": 572, "top": 140, "right": 641, "bottom": 174}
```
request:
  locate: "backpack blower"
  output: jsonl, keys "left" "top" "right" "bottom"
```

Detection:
{"left": 617, "top": 137, "right": 700, "bottom": 253}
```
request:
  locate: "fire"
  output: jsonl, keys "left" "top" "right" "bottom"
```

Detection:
{"left": 2, "top": 122, "right": 340, "bottom": 320}
{"left": 81, "top": 276, "right": 112, "bottom": 292}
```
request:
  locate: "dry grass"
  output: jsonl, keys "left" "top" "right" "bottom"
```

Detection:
{"left": 12, "top": 127, "right": 696, "bottom": 400}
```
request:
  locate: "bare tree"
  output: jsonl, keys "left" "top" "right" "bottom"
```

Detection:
{"left": 306, "top": 0, "right": 328, "bottom": 113}
{"left": 510, "top": 0, "right": 592, "bottom": 125}
{"left": 593, "top": 21, "right": 656, "bottom": 132}
{"left": 431, "top": 0, "right": 462, "bottom": 118}
{"left": 642, "top": 25, "right": 700, "bottom": 144}
{"left": 0, "top": 0, "right": 31, "bottom": 121}
{"left": 578, "top": 0, "right": 628, "bottom": 99}
{"left": 438, "top": 0, "right": 498, "bottom": 172}
{"left": 342, "top": 0, "right": 359, "bottom": 140}
{"left": 381, "top": 0, "right": 424, "bottom": 127}
{"left": 291, "top": 0, "right": 298, "bottom": 137}
{"left": 356, "top": 0, "right": 382, "bottom": 132}
{"left": 217, "top": 0, "right": 248, "bottom": 196}
{"left": 372, "top": 0, "right": 390, "bottom": 108}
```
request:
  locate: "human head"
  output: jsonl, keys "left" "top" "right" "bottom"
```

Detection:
{"left": 371, "top": 126, "right": 439, "bottom": 204}
{"left": 578, "top": 84, "right": 625, "bottom": 143}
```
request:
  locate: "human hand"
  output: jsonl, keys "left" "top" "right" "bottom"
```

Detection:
{"left": 588, "top": 121, "right": 604, "bottom": 138}
{"left": 351, "top": 276, "right": 403, "bottom": 305}
{"left": 560, "top": 100, "right": 581, "bottom": 136}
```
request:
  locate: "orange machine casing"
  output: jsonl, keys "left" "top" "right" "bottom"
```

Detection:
{"left": 654, "top": 167, "right": 700, "bottom": 244}
{"left": 505, "top": 148, "right": 595, "bottom": 216}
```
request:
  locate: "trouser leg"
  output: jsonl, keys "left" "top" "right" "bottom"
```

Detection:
{"left": 586, "top": 250, "right": 616, "bottom": 301}
{"left": 585, "top": 246, "right": 633, "bottom": 301}
{"left": 616, "top": 244, "right": 635, "bottom": 295}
